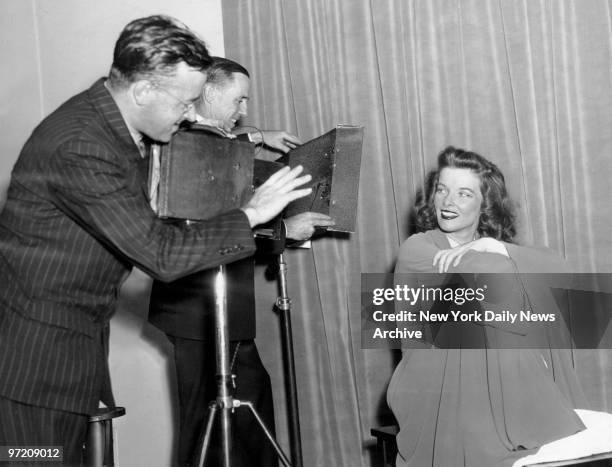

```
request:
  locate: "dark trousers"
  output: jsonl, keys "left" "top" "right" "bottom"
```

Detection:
{"left": 171, "top": 337, "right": 277, "bottom": 467}
{"left": 0, "top": 396, "right": 88, "bottom": 466}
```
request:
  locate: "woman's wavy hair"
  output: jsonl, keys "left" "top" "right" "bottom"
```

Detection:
{"left": 415, "top": 146, "right": 516, "bottom": 242}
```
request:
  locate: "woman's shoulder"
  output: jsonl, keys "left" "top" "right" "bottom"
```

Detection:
{"left": 398, "top": 231, "right": 441, "bottom": 256}
{"left": 506, "top": 243, "right": 569, "bottom": 273}
{"left": 401, "top": 229, "right": 448, "bottom": 249}
{"left": 400, "top": 231, "right": 431, "bottom": 247}
{"left": 395, "top": 230, "right": 445, "bottom": 273}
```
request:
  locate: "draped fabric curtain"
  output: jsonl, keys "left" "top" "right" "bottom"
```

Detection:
{"left": 222, "top": 1, "right": 612, "bottom": 465}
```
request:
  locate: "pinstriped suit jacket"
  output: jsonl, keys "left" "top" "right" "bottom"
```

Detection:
{"left": 0, "top": 79, "right": 256, "bottom": 415}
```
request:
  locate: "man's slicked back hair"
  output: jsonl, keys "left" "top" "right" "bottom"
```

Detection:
{"left": 206, "top": 56, "right": 250, "bottom": 88}
{"left": 109, "top": 15, "right": 212, "bottom": 87}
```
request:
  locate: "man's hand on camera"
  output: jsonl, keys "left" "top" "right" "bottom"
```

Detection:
{"left": 241, "top": 165, "right": 311, "bottom": 227}
{"left": 250, "top": 130, "right": 301, "bottom": 153}
{"left": 284, "top": 212, "right": 335, "bottom": 241}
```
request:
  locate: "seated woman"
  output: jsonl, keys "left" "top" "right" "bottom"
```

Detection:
{"left": 387, "top": 146, "right": 589, "bottom": 467}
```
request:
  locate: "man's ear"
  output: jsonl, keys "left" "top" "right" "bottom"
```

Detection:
{"left": 202, "top": 83, "right": 216, "bottom": 103}
{"left": 132, "top": 80, "right": 154, "bottom": 107}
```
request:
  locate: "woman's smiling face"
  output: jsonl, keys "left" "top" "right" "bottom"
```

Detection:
{"left": 434, "top": 167, "right": 483, "bottom": 244}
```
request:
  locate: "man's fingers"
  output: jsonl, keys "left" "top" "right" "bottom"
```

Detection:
{"left": 284, "top": 134, "right": 302, "bottom": 145}
{"left": 269, "top": 165, "right": 309, "bottom": 189}
{"left": 283, "top": 187, "right": 312, "bottom": 203}
{"left": 283, "top": 164, "right": 306, "bottom": 180}
{"left": 281, "top": 142, "right": 297, "bottom": 152}
{"left": 275, "top": 173, "right": 312, "bottom": 194}
{"left": 241, "top": 164, "right": 313, "bottom": 227}
{"left": 305, "top": 213, "right": 335, "bottom": 226}
{"left": 314, "top": 218, "right": 336, "bottom": 227}
{"left": 261, "top": 165, "right": 295, "bottom": 186}
{"left": 304, "top": 212, "right": 333, "bottom": 221}
{"left": 265, "top": 165, "right": 292, "bottom": 184}
{"left": 260, "top": 166, "right": 316, "bottom": 195}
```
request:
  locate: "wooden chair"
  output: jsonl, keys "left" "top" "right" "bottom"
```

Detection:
{"left": 370, "top": 426, "right": 398, "bottom": 467}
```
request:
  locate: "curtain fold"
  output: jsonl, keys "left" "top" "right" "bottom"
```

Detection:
{"left": 223, "top": 1, "right": 612, "bottom": 465}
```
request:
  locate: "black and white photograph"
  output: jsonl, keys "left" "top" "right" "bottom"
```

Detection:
{"left": 1, "top": 1, "right": 612, "bottom": 466}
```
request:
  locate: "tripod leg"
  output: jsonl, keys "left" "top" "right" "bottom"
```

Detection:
{"left": 221, "top": 403, "right": 231, "bottom": 467}
{"left": 279, "top": 307, "right": 303, "bottom": 467}
{"left": 242, "top": 402, "right": 292, "bottom": 467}
{"left": 276, "top": 253, "right": 303, "bottom": 466}
{"left": 197, "top": 402, "right": 218, "bottom": 467}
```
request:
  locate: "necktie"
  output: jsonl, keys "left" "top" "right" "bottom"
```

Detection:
{"left": 148, "top": 143, "right": 161, "bottom": 213}
{"left": 136, "top": 137, "right": 147, "bottom": 158}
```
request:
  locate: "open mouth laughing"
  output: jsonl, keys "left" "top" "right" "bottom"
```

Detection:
{"left": 439, "top": 209, "right": 459, "bottom": 220}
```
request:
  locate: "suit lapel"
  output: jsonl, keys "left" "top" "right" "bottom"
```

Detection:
{"left": 88, "top": 79, "right": 152, "bottom": 202}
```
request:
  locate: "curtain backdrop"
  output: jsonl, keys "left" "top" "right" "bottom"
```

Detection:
{"left": 222, "top": 1, "right": 612, "bottom": 465}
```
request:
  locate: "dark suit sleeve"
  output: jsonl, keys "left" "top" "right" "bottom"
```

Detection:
{"left": 254, "top": 220, "right": 286, "bottom": 255}
{"left": 46, "top": 138, "right": 256, "bottom": 282}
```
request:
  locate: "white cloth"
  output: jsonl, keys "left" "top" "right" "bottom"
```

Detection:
{"left": 513, "top": 409, "right": 612, "bottom": 466}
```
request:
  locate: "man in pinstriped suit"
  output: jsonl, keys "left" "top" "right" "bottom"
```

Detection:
{"left": 0, "top": 15, "right": 311, "bottom": 465}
